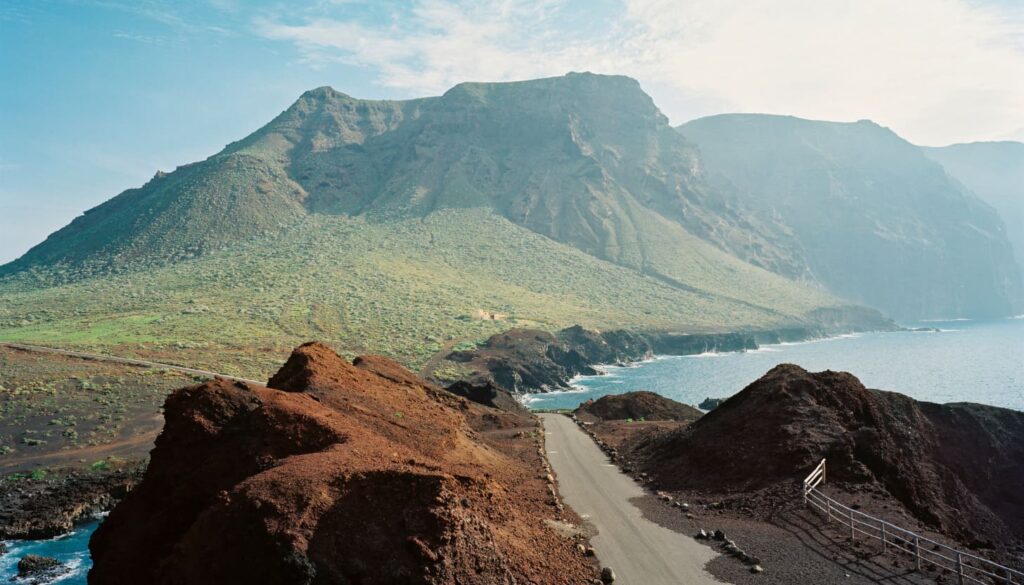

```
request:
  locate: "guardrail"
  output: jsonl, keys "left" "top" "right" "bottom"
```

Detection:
{"left": 802, "top": 459, "right": 1022, "bottom": 585}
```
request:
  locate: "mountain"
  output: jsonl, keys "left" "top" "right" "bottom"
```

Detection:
{"left": 0, "top": 74, "right": 880, "bottom": 375}
{"left": 1, "top": 73, "right": 800, "bottom": 283}
{"left": 678, "top": 114, "right": 1022, "bottom": 319}
{"left": 922, "top": 141, "right": 1024, "bottom": 277}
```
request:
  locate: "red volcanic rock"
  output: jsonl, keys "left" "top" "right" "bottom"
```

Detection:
{"left": 89, "top": 342, "right": 591, "bottom": 584}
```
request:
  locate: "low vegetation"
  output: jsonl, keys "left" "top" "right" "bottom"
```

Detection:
{"left": 0, "top": 210, "right": 838, "bottom": 379}
{"left": 0, "top": 347, "right": 194, "bottom": 472}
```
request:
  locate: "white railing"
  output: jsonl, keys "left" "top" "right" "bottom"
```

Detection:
{"left": 802, "top": 459, "right": 1023, "bottom": 585}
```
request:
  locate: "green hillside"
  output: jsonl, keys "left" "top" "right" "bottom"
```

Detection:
{"left": 0, "top": 210, "right": 847, "bottom": 379}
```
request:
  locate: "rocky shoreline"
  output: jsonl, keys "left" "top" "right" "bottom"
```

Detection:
{"left": 0, "top": 463, "right": 144, "bottom": 540}
{"left": 438, "top": 307, "right": 898, "bottom": 394}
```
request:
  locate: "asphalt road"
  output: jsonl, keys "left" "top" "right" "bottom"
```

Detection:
{"left": 540, "top": 413, "right": 726, "bottom": 585}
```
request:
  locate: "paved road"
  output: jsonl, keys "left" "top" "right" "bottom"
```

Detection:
{"left": 0, "top": 342, "right": 263, "bottom": 385}
{"left": 540, "top": 413, "right": 726, "bottom": 585}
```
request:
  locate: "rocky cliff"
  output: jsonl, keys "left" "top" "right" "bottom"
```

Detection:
{"left": 923, "top": 141, "right": 1024, "bottom": 291}
{"left": 679, "top": 115, "right": 1022, "bottom": 319}
{"left": 88, "top": 342, "right": 593, "bottom": 584}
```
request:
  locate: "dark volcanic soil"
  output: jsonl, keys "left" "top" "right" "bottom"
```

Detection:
{"left": 625, "top": 364, "right": 1024, "bottom": 552}
{"left": 89, "top": 342, "right": 596, "bottom": 585}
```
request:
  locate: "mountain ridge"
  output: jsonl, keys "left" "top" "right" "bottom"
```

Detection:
{"left": 0, "top": 73, "right": 805, "bottom": 292}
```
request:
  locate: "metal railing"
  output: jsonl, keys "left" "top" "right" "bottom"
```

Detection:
{"left": 802, "top": 459, "right": 1022, "bottom": 585}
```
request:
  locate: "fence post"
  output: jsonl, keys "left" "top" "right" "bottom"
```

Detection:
{"left": 881, "top": 523, "right": 887, "bottom": 553}
{"left": 914, "top": 536, "right": 921, "bottom": 571}
{"left": 957, "top": 552, "right": 964, "bottom": 585}
{"left": 826, "top": 498, "right": 832, "bottom": 523}
{"left": 849, "top": 508, "right": 855, "bottom": 539}
{"left": 1006, "top": 567, "right": 1012, "bottom": 584}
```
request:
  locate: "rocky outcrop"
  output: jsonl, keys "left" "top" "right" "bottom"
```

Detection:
{"left": 444, "top": 326, "right": 653, "bottom": 393}
{"left": 444, "top": 380, "right": 524, "bottom": 412}
{"left": 89, "top": 342, "right": 592, "bottom": 585}
{"left": 628, "top": 364, "right": 1024, "bottom": 546}
{"left": 0, "top": 466, "right": 143, "bottom": 539}
{"left": 698, "top": 397, "right": 724, "bottom": 411}
{"left": 575, "top": 391, "right": 703, "bottom": 423}
{"left": 17, "top": 555, "right": 66, "bottom": 583}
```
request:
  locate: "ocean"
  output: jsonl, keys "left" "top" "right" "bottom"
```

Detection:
{"left": 1, "top": 520, "right": 97, "bottom": 584}
{"left": 525, "top": 318, "right": 1024, "bottom": 412}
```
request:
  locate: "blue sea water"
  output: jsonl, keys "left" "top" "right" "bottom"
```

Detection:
{"left": 525, "top": 318, "right": 1024, "bottom": 412}
{"left": 1, "top": 520, "right": 97, "bottom": 584}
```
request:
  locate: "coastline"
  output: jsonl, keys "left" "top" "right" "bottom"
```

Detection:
{"left": 525, "top": 318, "right": 1024, "bottom": 413}
{"left": 518, "top": 326, "right": 889, "bottom": 406}
{"left": 520, "top": 330, "right": 868, "bottom": 407}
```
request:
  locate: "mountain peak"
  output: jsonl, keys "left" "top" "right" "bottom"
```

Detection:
{"left": 299, "top": 85, "right": 350, "bottom": 100}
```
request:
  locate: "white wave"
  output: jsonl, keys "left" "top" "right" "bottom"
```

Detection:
{"left": 767, "top": 331, "right": 863, "bottom": 348}
{"left": 520, "top": 384, "right": 591, "bottom": 407}
{"left": 516, "top": 393, "right": 537, "bottom": 406}
{"left": 920, "top": 317, "right": 973, "bottom": 322}
{"left": 46, "top": 556, "right": 86, "bottom": 584}
{"left": 686, "top": 351, "right": 725, "bottom": 358}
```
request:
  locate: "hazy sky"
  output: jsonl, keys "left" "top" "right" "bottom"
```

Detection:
{"left": 2, "top": 0, "right": 1023, "bottom": 264}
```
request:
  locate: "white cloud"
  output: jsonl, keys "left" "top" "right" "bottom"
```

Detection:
{"left": 256, "top": 0, "right": 1024, "bottom": 145}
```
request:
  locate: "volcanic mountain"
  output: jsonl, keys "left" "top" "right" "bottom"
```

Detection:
{"left": 89, "top": 342, "right": 595, "bottom": 584}
{"left": 3, "top": 73, "right": 798, "bottom": 284}
{"left": 679, "top": 114, "right": 1022, "bottom": 319}
{"left": 0, "top": 73, "right": 892, "bottom": 374}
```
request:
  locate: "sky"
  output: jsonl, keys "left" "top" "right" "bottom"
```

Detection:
{"left": 1, "top": 0, "right": 1023, "bottom": 264}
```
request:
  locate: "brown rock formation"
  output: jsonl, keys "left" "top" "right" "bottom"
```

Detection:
{"left": 89, "top": 342, "right": 592, "bottom": 584}
{"left": 574, "top": 391, "right": 703, "bottom": 422}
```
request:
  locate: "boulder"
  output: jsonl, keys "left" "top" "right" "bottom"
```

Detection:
{"left": 17, "top": 555, "right": 63, "bottom": 578}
